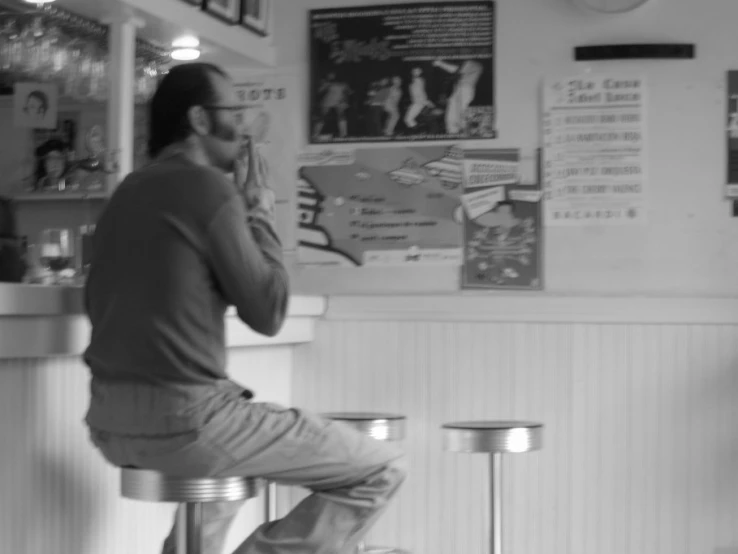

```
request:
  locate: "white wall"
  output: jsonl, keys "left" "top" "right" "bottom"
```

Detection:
{"left": 268, "top": 0, "right": 738, "bottom": 296}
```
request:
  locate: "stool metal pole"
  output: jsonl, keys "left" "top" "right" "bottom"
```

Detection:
{"left": 490, "top": 453, "right": 502, "bottom": 554}
{"left": 185, "top": 502, "right": 203, "bottom": 554}
{"left": 263, "top": 481, "right": 278, "bottom": 522}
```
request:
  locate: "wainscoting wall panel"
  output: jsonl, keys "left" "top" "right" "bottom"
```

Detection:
{"left": 288, "top": 319, "right": 738, "bottom": 554}
{"left": 0, "top": 345, "right": 294, "bottom": 554}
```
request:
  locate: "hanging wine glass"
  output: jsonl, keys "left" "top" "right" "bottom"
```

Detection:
{"left": 38, "top": 21, "right": 64, "bottom": 82}
{"left": 133, "top": 56, "right": 146, "bottom": 104}
{"left": 19, "top": 15, "right": 44, "bottom": 79}
{"left": 63, "top": 38, "right": 83, "bottom": 99}
{"left": 0, "top": 18, "right": 16, "bottom": 72}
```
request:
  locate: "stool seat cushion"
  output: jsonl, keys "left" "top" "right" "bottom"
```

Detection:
{"left": 323, "top": 412, "right": 406, "bottom": 441}
{"left": 442, "top": 420, "right": 543, "bottom": 453}
{"left": 120, "top": 468, "right": 261, "bottom": 503}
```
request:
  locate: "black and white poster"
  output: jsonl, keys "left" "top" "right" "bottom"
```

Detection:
{"left": 309, "top": 2, "right": 496, "bottom": 144}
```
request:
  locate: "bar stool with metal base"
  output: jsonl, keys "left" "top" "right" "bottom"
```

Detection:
{"left": 441, "top": 421, "right": 544, "bottom": 554}
{"left": 323, "top": 412, "right": 409, "bottom": 554}
{"left": 120, "top": 467, "right": 261, "bottom": 554}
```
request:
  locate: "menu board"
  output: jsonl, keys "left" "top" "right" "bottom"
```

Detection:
{"left": 542, "top": 74, "right": 647, "bottom": 226}
{"left": 297, "top": 146, "right": 463, "bottom": 266}
{"left": 309, "top": 1, "right": 496, "bottom": 143}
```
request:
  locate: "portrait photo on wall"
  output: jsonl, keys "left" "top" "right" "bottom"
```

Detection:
{"left": 13, "top": 82, "right": 59, "bottom": 130}
{"left": 29, "top": 111, "right": 79, "bottom": 191}
{"left": 241, "top": 0, "right": 270, "bottom": 36}
{"left": 203, "top": 0, "right": 240, "bottom": 23}
{"left": 309, "top": 1, "right": 496, "bottom": 144}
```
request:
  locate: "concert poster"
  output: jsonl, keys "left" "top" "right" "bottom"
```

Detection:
{"left": 309, "top": 2, "right": 496, "bottom": 144}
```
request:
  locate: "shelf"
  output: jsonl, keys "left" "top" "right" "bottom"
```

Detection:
{"left": 11, "top": 192, "right": 108, "bottom": 203}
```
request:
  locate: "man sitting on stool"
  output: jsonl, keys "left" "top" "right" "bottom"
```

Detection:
{"left": 83, "top": 62, "right": 407, "bottom": 554}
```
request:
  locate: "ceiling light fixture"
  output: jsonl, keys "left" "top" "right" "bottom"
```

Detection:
{"left": 171, "top": 48, "right": 201, "bottom": 61}
{"left": 171, "top": 36, "right": 201, "bottom": 61}
{"left": 172, "top": 35, "right": 200, "bottom": 49}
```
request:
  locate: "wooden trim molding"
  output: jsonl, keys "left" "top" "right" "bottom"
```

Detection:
{"left": 325, "top": 295, "right": 738, "bottom": 325}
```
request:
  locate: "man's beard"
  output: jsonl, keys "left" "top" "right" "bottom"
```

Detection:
{"left": 209, "top": 117, "right": 239, "bottom": 172}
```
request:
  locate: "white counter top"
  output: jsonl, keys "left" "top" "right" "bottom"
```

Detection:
{"left": 0, "top": 284, "right": 326, "bottom": 359}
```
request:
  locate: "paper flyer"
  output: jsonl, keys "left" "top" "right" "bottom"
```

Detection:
{"left": 234, "top": 74, "right": 298, "bottom": 248}
{"left": 461, "top": 149, "right": 543, "bottom": 290}
{"left": 297, "top": 145, "right": 464, "bottom": 266}
{"left": 542, "top": 74, "right": 647, "bottom": 226}
{"left": 309, "top": 1, "right": 496, "bottom": 144}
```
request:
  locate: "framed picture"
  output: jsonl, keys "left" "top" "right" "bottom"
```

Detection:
{"left": 203, "top": 0, "right": 240, "bottom": 24}
{"left": 13, "top": 83, "right": 59, "bottom": 130}
{"left": 240, "top": 0, "right": 270, "bottom": 36}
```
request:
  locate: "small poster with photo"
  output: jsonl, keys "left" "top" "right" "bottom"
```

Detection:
{"left": 241, "top": 0, "right": 270, "bottom": 36}
{"left": 14, "top": 83, "right": 59, "bottom": 130}
{"left": 204, "top": 0, "right": 240, "bottom": 23}
{"left": 461, "top": 148, "right": 543, "bottom": 290}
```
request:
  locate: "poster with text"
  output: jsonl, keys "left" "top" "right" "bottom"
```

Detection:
{"left": 297, "top": 146, "right": 464, "bottom": 266}
{"left": 309, "top": 2, "right": 496, "bottom": 144}
{"left": 461, "top": 149, "right": 543, "bottom": 290}
{"left": 234, "top": 74, "right": 298, "bottom": 249}
{"left": 542, "top": 74, "right": 646, "bottom": 226}
{"left": 726, "top": 71, "right": 738, "bottom": 198}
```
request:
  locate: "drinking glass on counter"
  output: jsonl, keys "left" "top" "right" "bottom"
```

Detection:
{"left": 39, "top": 228, "right": 74, "bottom": 284}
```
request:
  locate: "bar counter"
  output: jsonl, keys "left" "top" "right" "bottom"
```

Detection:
{"left": 0, "top": 283, "right": 327, "bottom": 359}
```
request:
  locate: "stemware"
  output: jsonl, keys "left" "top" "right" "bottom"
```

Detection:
{"left": 38, "top": 228, "right": 74, "bottom": 285}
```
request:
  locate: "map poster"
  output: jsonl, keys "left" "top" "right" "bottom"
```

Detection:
{"left": 542, "top": 74, "right": 647, "bottom": 226}
{"left": 461, "top": 149, "right": 543, "bottom": 290}
{"left": 725, "top": 71, "right": 738, "bottom": 199}
{"left": 297, "top": 146, "right": 464, "bottom": 266}
{"left": 234, "top": 74, "right": 298, "bottom": 249}
{"left": 309, "top": 2, "right": 496, "bottom": 144}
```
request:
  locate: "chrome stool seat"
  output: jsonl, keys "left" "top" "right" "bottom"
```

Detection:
{"left": 120, "top": 467, "right": 261, "bottom": 554}
{"left": 323, "top": 411, "right": 406, "bottom": 441}
{"left": 442, "top": 421, "right": 544, "bottom": 554}
{"left": 323, "top": 412, "right": 408, "bottom": 554}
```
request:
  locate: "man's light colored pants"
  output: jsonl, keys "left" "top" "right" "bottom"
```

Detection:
{"left": 89, "top": 399, "right": 407, "bottom": 554}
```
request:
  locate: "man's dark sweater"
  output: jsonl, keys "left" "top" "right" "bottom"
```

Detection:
{"left": 83, "top": 153, "right": 289, "bottom": 435}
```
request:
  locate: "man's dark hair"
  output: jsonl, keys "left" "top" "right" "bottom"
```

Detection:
{"left": 25, "top": 90, "right": 48, "bottom": 114}
{"left": 147, "top": 63, "right": 229, "bottom": 158}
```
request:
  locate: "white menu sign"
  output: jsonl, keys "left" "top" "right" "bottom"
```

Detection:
{"left": 542, "top": 74, "right": 647, "bottom": 226}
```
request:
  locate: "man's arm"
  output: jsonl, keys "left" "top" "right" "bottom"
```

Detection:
{"left": 206, "top": 198, "right": 289, "bottom": 337}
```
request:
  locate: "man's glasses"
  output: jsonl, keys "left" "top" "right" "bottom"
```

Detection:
{"left": 202, "top": 105, "right": 247, "bottom": 125}
{"left": 202, "top": 105, "right": 248, "bottom": 112}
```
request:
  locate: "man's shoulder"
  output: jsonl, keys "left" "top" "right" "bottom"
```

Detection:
{"left": 123, "top": 159, "right": 236, "bottom": 202}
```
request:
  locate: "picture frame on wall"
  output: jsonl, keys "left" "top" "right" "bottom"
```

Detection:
{"left": 240, "top": 0, "right": 270, "bottom": 37}
{"left": 203, "top": 0, "right": 240, "bottom": 24}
